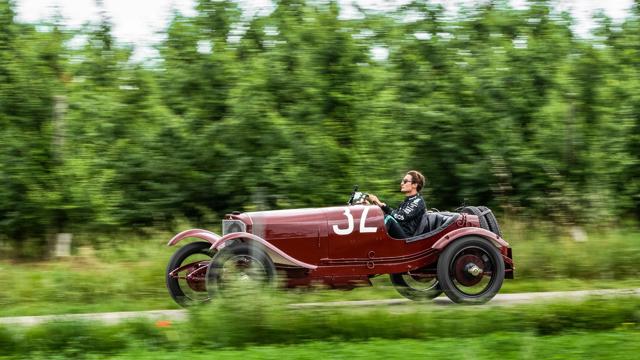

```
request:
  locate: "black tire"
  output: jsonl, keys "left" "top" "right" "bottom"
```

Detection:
{"left": 437, "top": 236, "right": 505, "bottom": 304}
{"left": 461, "top": 206, "right": 490, "bottom": 231}
{"left": 478, "top": 206, "right": 502, "bottom": 237}
{"left": 166, "top": 241, "right": 215, "bottom": 307}
{"left": 206, "top": 243, "right": 276, "bottom": 298}
{"left": 390, "top": 273, "right": 442, "bottom": 301}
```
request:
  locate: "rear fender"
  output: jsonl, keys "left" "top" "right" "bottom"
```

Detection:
{"left": 433, "top": 227, "right": 515, "bottom": 278}
{"left": 167, "top": 229, "right": 221, "bottom": 246}
{"left": 211, "top": 232, "right": 318, "bottom": 270}
{"left": 433, "top": 227, "right": 510, "bottom": 253}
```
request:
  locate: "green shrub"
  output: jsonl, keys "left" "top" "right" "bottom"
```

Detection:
{"left": 187, "top": 286, "right": 288, "bottom": 348}
{"left": 0, "top": 325, "right": 17, "bottom": 355}
{"left": 22, "top": 320, "right": 127, "bottom": 357}
{"left": 527, "top": 297, "right": 640, "bottom": 335}
{"left": 189, "top": 293, "right": 640, "bottom": 348}
{"left": 0, "top": 295, "right": 636, "bottom": 357}
{"left": 117, "top": 319, "right": 170, "bottom": 348}
{"left": 511, "top": 228, "right": 640, "bottom": 280}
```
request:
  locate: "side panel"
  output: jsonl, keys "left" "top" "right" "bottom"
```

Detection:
{"left": 316, "top": 214, "right": 496, "bottom": 277}
{"left": 324, "top": 206, "right": 469, "bottom": 264}
{"left": 213, "top": 208, "right": 513, "bottom": 282}
{"left": 326, "top": 205, "right": 385, "bottom": 260}
{"left": 246, "top": 208, "right": 328, "bottom": 265}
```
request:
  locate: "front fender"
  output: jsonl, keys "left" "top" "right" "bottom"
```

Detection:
{"left": 167, "top": 229, "right": 222, "bottom": 246}
{"left": 211, "top": 232, "right": 318, "bottom": 270}
{"left": 432, "top": 227, "right": 510, "bottom": 252}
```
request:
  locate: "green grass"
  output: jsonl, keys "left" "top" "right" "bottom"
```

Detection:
{"left": 0, "top": 225, "right": 639, "bottom": 317}
{"left": 181, "top": 291, "right": 640, "bottom": 347}
{"left": 0, "top": 238, "right": 179, "bottom": 316}
{"left": 24, "top": 331, "right": 637, "bottom": 360}
{"left": 1, "top": 293, "right": 639, "bottom": 358}
{"left": 508, "top": 225, "right": 640, "bottom": 280}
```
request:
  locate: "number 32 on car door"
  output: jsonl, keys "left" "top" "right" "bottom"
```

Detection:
{"left": 332, "top": 207, "right": 377, "bottom": 235}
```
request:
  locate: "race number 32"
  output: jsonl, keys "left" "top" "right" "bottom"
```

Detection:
{"left": 332, "top": 207, "right": 377, "bottom": 235}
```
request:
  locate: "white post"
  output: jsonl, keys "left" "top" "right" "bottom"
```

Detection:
{"left": 55, "top": 233, "right": 72, "bottom": 257}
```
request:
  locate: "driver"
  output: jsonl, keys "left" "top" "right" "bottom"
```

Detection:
{"left": 367, "top": 170, "right": 426, "bottom": 239}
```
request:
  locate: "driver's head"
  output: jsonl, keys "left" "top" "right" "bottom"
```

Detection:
{"left": 402, "top": 170, "right": 425, "bottom": 193}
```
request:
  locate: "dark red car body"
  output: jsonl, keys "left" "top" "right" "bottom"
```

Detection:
{"left": 167, "top": 204, "right": 514, "bottom": 295}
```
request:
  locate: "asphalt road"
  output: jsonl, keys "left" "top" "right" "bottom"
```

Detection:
{"left": 2, "top": 288, "right": 639, "bottom": 327}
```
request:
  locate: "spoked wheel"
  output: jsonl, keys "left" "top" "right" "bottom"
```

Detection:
{"left": 206, "top": 243, "right": 276, "bottom": 298}
{"left": 166, "top": 241, "right": 215, "bottom": 307}
{"left": 437, "top": 236, "right": 505, "bottom": 304}
{"left": 390, "top": 272, "right": 442, "bottom": 301}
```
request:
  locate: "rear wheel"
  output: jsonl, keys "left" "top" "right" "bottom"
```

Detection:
{"left": 437, "top": 236, "right": 505, "bottom": 304}
{"left": 390, "top": 272, "right": 442, "bottom": 301}
{"left": 206, "top": 243, "right": 276, "bottom": 298}
{"left": 166, "top": 242, "right": 215, "bottom": 307}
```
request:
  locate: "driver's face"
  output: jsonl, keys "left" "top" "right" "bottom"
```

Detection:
{"left": 400, "top": 175, "right": 414, "bottom": 193}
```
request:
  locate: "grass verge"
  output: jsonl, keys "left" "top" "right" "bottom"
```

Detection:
{"left": 20, "top": 331, "right": 640, "bottom": 360}
{"left": 0, "top": 291, "right": 639, "bottom": 358}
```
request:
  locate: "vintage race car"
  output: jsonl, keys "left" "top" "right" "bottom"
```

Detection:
{"left": 166, "top": 188, "right": 514, "bottom": 306}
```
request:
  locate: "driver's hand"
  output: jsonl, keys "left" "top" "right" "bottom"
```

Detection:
{"left": 368, "top": 194, "right": 381, "bottom": 206}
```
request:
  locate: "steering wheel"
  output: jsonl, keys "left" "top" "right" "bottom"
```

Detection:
{"left": 347, "top": 185, "right": 370, "bottom": 205}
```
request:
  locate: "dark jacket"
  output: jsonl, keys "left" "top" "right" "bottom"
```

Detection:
{"left": 380, "top": 194, "right": 426, "bottom": 236}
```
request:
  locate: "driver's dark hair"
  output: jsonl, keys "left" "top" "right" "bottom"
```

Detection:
{"left": 407, "top": 170, "right": 426, "bottom": 192}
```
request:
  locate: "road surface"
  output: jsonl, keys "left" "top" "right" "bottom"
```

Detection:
{"left": 1, "top": 288, "right": 638, "bottom": 326}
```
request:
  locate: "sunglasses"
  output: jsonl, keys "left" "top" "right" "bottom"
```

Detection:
{"left": 401, "top": 179, "right": 413, "bottom": 184}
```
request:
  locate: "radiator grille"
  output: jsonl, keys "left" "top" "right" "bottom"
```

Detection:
{"left": 222, "top": 220, "right": 246, "bottom": 235}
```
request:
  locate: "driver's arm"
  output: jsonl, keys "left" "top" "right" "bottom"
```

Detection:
{"left": 368, "top": 194, "right": 392, "bottom": 214}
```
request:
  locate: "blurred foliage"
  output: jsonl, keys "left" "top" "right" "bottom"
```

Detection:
{"left": 0, "top": 293, "right": 639, "bottom": 357}
{"left": 32, "top": 333, "right": 640, "bottom": 360}
{"left": 0, "top": 324, "right": 15, "bottom": 355}
{"left": 1, "top": 0, "right": 640, "bottom": 255}
{"left": 185, "top": 292, "right": 640, "bottom": 347}
{"left": 6, "top": 332, "right": 640, "bottom": 359}
{"left": 22, "top": 320, "right": 128, "bottom": 357}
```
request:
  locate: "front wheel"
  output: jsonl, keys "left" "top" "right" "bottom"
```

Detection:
{"left": 390, "top": 273, "right": 442, "bottom": 301}
{"left": 166, "top": 241, "right": 215, "bottom": 307}
{"left": 437, "top": 236, "right": 505, "bottom": 304}
{"left": 206, "top": 243, "right": 276, "bottom": 298}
